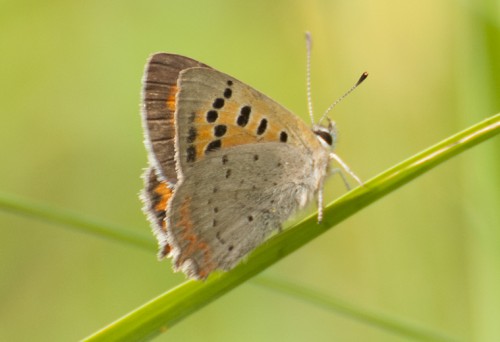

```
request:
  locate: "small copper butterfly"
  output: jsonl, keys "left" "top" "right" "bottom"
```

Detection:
{"left": 140, "top": 34, "right": 367, "bottom": 279}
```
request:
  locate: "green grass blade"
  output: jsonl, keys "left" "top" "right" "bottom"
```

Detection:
{"left": 252, "top": 276, "right": 459, "bottom": 342}
{"left": 82, "top": 113, "right": 499, "bottom": 341}
{"left": 0, "top": 192, "right": 154, "bottom": 251}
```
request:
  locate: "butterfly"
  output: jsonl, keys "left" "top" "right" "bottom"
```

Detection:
{"left": 140, "top": 39, "right": 367, "bottom": 279}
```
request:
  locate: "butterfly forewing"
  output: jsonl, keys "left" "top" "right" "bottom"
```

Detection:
{"left": 142, "top": 54, "right": 209, "bottom": 184}
{"left": 174, "top": 67, "right": 321, "bottom": 176}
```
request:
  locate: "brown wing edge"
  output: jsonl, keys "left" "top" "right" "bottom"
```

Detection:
{"left": 140, "top": 166, "right": 174, "bottom": 258}
{"left": 141, "top": 53, "right": 210, "bottom": 185}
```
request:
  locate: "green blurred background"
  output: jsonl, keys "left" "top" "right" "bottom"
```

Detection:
{"left": 1, "top": 0, "right": 498, "bottom": 341}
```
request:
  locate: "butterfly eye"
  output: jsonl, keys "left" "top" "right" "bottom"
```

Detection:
{"left": 326, "top": 119, "right": 338, "bottom": 146}
{"left": 313, "top": 129, "right": 333, "bottom": 146}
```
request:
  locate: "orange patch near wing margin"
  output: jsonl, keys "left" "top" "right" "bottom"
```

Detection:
{"left": 153, "top": 182, "right": 173, "bottom": 214}
{"left": 174, "top": 195, "right": 216, "bottom": 278}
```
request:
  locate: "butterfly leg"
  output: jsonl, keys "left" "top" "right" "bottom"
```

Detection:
{"left": 330, "top": 167, "right": 352, "bottom": 191}
{"left": 317, "top": 181, "right": 324, "bottom": 223}
{"left": 329, "top": 153, "right": 363, "bottom": 187}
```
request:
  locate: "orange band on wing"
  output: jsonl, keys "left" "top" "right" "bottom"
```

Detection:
{"left": 175, "top": 195, "right": 216, "bottom": 277}
{"left": 153, "top": 182, "right": 173, "bottom": 212}
{"left": 166, "top": 85, "right": 178, "bottom": 114}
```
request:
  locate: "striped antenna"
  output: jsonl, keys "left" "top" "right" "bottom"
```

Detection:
{"left": 305, "top": 32, "right": 315, "bottom": 125}
{"left": 318, "top": 72, "right": 368, "bottom": 125}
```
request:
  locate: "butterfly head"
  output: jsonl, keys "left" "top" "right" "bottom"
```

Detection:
{"left": 313, "top": 118, "right": 337, "bottom": 149}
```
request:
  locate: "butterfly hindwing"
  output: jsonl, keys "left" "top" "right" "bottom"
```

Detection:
{"left": 167, "top": 143, "right": 318, "bottom": 279}
{"left": 140, "top": 167, "right": 174, "bottom": 257}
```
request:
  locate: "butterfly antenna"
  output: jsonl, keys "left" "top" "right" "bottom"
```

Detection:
{"left": 305, "top": 32, "right": 315, "bottom": 125}
{"left": 319, "top": 72, "right": 369, "bottom": 125}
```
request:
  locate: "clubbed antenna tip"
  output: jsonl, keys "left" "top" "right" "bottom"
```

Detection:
{"left": 318, "top": 71, "right": 369, "bottom": 124}
{"left": 356, "top": 72, "right": 369, "bottom": 86}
